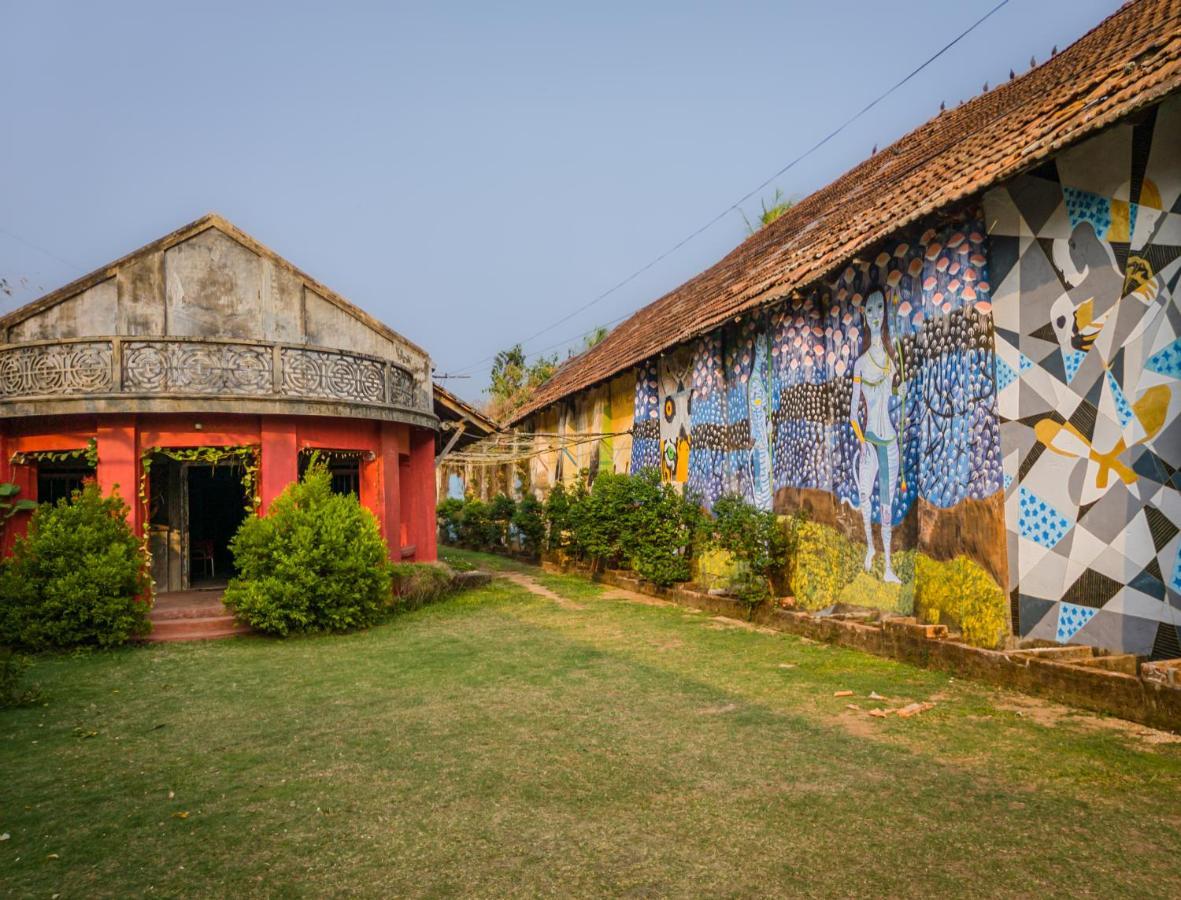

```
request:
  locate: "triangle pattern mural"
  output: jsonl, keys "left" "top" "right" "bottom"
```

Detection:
{"left": 983, "top": 93, "right": 1181, "bottom": 657}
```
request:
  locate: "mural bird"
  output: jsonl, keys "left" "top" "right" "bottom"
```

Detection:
{"left": 1034, "top": 383, "right": 1170, "bottom": 500}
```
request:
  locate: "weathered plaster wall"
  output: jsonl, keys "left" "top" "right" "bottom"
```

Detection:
{"left": 2, "top": 223, "right": 430, "bottom": 385}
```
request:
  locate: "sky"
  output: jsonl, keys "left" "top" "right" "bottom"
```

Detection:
{"left": 0, "top": 0, "right": 1124, "bottom": 404}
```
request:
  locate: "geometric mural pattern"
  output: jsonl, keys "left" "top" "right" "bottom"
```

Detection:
{"left": 984, "top": 94, "right": 1181, "bottom": 657}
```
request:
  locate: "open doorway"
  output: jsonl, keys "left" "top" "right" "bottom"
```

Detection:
{"left": 147, "top": 452, "right": 251, "bottom": 593}
{"left": 186, "top": 465, "right": 248, "bottom": 588}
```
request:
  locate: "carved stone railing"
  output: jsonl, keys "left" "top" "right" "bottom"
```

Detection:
{"left": 0, "top": 336, "right": 432, "bottom": 415}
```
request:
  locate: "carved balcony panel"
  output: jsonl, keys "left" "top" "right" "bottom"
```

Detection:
{"left": 0, "top": 341, "right": 113, "bottom": 397}
{"left": 123, "top": 341, "right": 273, "bottom": 395}
{"left": 0, "top": 337, "right": 433, "bottom": 422}
{"left": 281, "top": 347, "right": 387, "bottom": 405}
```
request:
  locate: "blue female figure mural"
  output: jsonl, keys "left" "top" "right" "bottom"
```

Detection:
{"left": 849, "top": 289, "right": 903, "bottom": 584}
{"left": 747, "top": 331, "right": 774, "bottom": 511}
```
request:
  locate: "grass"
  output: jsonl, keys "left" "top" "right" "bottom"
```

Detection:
{"left": 2, "top": 550, "right": 1180, "bottom": 897}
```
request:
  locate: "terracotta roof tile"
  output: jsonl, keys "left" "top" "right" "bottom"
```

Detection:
{"left": 511, "top": 0, "right": 1181, "bottom": 424}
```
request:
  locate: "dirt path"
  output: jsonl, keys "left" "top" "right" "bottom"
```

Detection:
{"left": 498, "top": 571, "right": 584, "bottom": 610}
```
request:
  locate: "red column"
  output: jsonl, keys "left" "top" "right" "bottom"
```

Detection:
{"left": 260, "top": 416, "right": 298, "bottom": 514}
{"left": 376, "top": 421, "right": 402, "bottom": 561}
{"left": 408, "top": 427, "right": 437, "bottom": 562}
{"left": 96, "top": 416, "right": 140, "bottom": 534}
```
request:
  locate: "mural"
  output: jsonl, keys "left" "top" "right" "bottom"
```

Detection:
{"left": 984, "top": 95, "right": 1181, "bottom": 657}
{"left": 658, "top": 349, "right": 694, "bottom": 483}
{"left": 629, "top": 360, "right": 661, "bottom": 474}
{"left": 630, "top": 214, "right": 1008, "bottom": 642}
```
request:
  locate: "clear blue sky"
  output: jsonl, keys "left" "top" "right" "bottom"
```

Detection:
{"left": 1, "top": 0, "right": 1123, "bottom": 403}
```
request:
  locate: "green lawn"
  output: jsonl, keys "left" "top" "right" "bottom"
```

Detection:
{"left": 2, "top": 549, "right": 1180, "bottom": 898}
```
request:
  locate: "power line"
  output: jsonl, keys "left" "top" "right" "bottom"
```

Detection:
{"left": 0, "top": 224, "right": 82, "bottom": 271}
{"left": 447, "top": 0, "right": 1011, "bottom": 377}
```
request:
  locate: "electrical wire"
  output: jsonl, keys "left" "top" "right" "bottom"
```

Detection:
{"left": 446, "top": 0, "right": 1012, "bottom": 377}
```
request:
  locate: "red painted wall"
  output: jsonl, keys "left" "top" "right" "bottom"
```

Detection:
{"left": 0, "top": 412, "right": 437, "bottom": 565}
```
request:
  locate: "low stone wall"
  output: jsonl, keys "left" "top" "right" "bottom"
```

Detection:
{"left": 539, "top": 555, "right": 1181, "bottom": 733}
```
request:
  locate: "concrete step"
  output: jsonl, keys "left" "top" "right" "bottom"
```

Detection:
{"left": 151, "top": 600, "right": 230, "bottom": 620}
{"left": 146, "top": 614, "right": 252, "bottom": 642}
{"left": 148, "top": 626, "right": 253, "bottom": 643}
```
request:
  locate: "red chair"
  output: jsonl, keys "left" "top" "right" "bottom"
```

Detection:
{"left": 191, "top": 539, "right": 215, "bottom": 579}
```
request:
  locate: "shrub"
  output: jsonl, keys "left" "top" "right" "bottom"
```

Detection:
{"left": 456, "top": 498, "right": 498, "bottom": 550}
{"left": 0, "top": 647, "right": 41, "bottom": 708}
{"left": 571, "top": 472, "right": 635, "bottom": 570}
{"left": 623, "top": 471, "right": 705, "bottom": 587}
{"left": 224, "top": 461, "right": 391, "bottom": 636}
{"left": 390, "top": 562, "right": 455, "bottom": 611}
{"left": 512, "top": 495, "right": 545, "bottom": 557}
{"left": 0, "top": 483, "right": 150, "bottom": 650}
{"left": 701, "top": 495, "right": 790, "bottom": 607}
{"left": 543, "top": 483, "right": 575, "bottom": 551}
{"left": 488, "top": 493, "right": 516, "bottom": 549}
{"left": 436, "top": 497, "right": 464, "bottom": 543}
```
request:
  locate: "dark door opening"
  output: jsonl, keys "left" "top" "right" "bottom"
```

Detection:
{"left": 187, "top": 465, "right": 248, "bottom": 587}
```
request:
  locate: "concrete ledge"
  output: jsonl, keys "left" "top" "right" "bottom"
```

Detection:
{"left": 536, "top": 555, "right": 1181, "bottom": 732}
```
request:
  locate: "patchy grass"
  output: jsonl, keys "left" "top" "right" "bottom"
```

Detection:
{"left": 2, "top": 552, "right": 1180, "bottom": 897}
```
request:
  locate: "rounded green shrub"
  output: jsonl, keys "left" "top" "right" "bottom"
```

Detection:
{"left": 0, "top": 483, "right": 150, "bottom": 650}
{"left": 511, "top": 495, "right": 545, "bottom": 557}
{"left": 224, "top": 461, "right": 391, "bottom": 636}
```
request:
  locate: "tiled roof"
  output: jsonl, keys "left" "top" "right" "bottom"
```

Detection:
{"left": 510, "top": 0, "right": 1181, "bottom": 424}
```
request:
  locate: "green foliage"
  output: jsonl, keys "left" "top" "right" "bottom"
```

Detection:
{"left": 439, "top": 473, "right": 704, "bottom": 587}
{"left": 701, "top": 496, "right": 790, "bottom": 606}
{"left": 223, "top": 461, "right": 391, "bottom": 636}
{"left": 389, "top": 563, "right": 455, "bottom": 612}
{"left": 512, "top": 495, "right": 546, "bottom": 557}
{"left": 436, "top": 497, "right": 464, "bottom": 543}
{"left": 0, "top": 483, "right": 150, "bottom": 650}
{"left": 570, "top": 472, "right": 635, "bottom": 569}
{"left": 741, "top": 188, "right": 794, "bottom": 235}
{"left": 10, "top": 437, "right": 99, "bottom": 469}
{"left": 621, "top": 471, "right": 704, "bottom": 587}
{"left": 486, "top": 344, "right": 559, "bottom": 421}
{"left": 0, "top": 482, "right": 38, "bottom": 533}
{"left": 488, "top": 493, "right": 516, "bottom": 548}
{"left": 543, "top": 483, "right": 577, "bottom": 552}
{"left": 0, "top": 647, "right": 41, "bottom": 708}
{"left": 456, "top": 498, "right": 499, "bottom": 550}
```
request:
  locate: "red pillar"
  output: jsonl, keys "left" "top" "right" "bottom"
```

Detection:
{"left": 408, "top": 427, "right": 437, "bottom": 562}
{"left": 96, "top": 416, "right": 140, "bottom": 534}
{"left": 260, "top": 416, "right": 298, "bottom": 514}
{"left": 376, "top": 421, "right": 402, "bottom": 561}
{"left": 0, "top": 432, "right": 35, "bottom": 554}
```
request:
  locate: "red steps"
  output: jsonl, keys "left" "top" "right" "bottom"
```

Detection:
{"left": 146, "top": 590, "right": 252, "bottom": 642}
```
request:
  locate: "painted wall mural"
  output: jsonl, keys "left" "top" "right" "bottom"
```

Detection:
{"left": 984, "top": 94, "right": 1181, "bottom": 658}
{"left": 629, "top": 360, "right": 661, "bottom": 474}
{"left": 658, "top": 349, "right": 694, "bottom": 483}
{"left": 629, "top": 214, "right": 1009, "bottom": 644}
